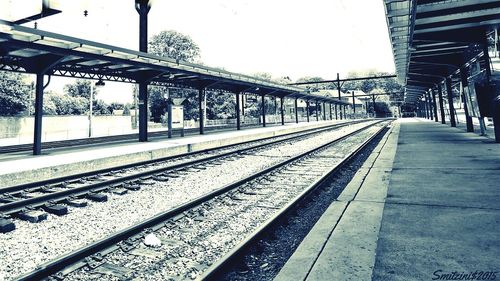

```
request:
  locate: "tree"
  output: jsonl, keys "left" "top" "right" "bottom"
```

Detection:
{"left": 149, "top": 30, "right": 200, "bottom": 63}
{"left": 0, "top": 71, "right": 31, "bottom": 116}
{"left": 45, "top": 92, "right": 88, "bottom": 115}
{"left": 93, "top": 99, "right": 112, "bottom": 115}
{"left": 342, "top": 70, "right": 403, "bottom": 95}
{"left": 123, "top": 104, "right": 131, "bottom": 116}
{"left": 147, "top": 30, "right": 202, "bottom": 122}
{"left": 206, "top": 91, "right": 235, "bottom": 119}
{"left": 148, "top": 85, "right": 170, "bottom": 122}
{"left": 295, "top": 76, "right": 326, "bottom": 92}
{"left": 63, "top": 79, "right": 96, "bottom": 100}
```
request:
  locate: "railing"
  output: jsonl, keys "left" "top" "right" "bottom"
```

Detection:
{"left": 0, "top": 114, "right": 332, "bottom": 146}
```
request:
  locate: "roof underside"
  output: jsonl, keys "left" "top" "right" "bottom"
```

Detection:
{"left": 384, "top": 0, "right": 500, "bottom": 103}
{"left": 0, "top": 20, "right": 347, "bottom": 104}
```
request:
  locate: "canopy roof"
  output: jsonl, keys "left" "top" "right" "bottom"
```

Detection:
{"left": 384, "top": 0, "right": 498, "bottom": 103}
{"left": 0, "top": 20, "right": 348, "bottom": 104}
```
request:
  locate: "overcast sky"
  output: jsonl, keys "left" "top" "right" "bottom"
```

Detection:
{"left": 6, "top": 0, "right": 395, "bottom": 103}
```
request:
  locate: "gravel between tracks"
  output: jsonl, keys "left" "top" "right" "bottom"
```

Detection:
{"left": 62, "top": 123, "right": 384, "bottom": 281}
{"left": 0, "top": 121, "right": 376, "bottom": 280}
{"left": 220, "top": 125, "right": 391, "bottom": 281}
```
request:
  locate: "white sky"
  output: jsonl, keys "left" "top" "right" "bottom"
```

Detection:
{"left": 6, "top": 0, "right": 395, "bottom": 103}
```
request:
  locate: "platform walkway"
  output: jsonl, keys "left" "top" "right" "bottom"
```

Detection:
{"left": 0, "top": 120, "right": 344, "bottom": 187}
{"left": 275, "top": 118, "right": 500, "bottom": 281}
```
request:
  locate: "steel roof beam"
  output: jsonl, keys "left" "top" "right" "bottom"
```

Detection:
{"left": 415, "top": 7, "right": 500, "bottom": 25}
{"left": 417, "top": 0, "right": 500, "bottom": 13}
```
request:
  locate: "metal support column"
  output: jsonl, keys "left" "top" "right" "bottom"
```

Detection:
{"left": 335, "top": 104, "right": 338, "bottom": 120}
{"left": 33, "top": 73, "right": 44, "bottom": 155}
{"left": 241, "top": 94, "right": 245, "bottom": 118}
{"left": 323, "top": 102, "right": 326, "bottom": 120}
{"left": 136, "top": 0, "right": 151, "bottom": 142}
{"left": 315, "top": 102, "right": 319, "bottom": 121}
{"left": 427, "top": 89, "right": 434, "bottom": 121}
{"left": 261, "top": 94, "right": 266, "bottom": 127}
{"left": 372, "top": 94, "right": 376, "bottom": 118}
{"left": 483, "top": 38, "right": 500, "bottom": 142}
{"left": 329, "top": 103, "right": 332, "bottom": 120}
{"left": 198, "top": 88, "right": 205, "bottom": 134}
{"left": 445, "top": 77, "right": 457, "bottom": 127}
{"left": 295, "top": 98, "right": 299, "bottom": 123}
{"left": 236, "top": 92, "right": 241, "bottom": 130}
{"left": 138, "top": 83, "right": 148, "bottom": 141}
{"left": 280, "top": 96, "right": 285, "bottom": 125}
{"left": 460, "top": 67, "right": 474, "bottom": 132}
{"left": 337, "top": 73, "right": 342, "bottom": 120}
{"left": 423, "top": 93, "right": 429, "bottom": 119}
{"left": 431, "top": 88, "right": 439, "bottom": 122}
{"left": 438, "top": 83, "right": 446, "bottom": 124}
{"left": 427, "top": 91, "right": 433, "bottom": 120}
{"left": 306, "top": 100, "right": 310, "bottom": 122}
{"left": 273, "top": 97, "right": 277, "bottom": 116}
{"left": 352, "top": 91, "right": 356, "bottom": 115}
{"left": 167, "top": 100, "right": 173, "bottom": 138}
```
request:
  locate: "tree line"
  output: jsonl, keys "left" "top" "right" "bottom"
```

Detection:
{"left": 0, "top": 73, "right": 131, "bottom": 116}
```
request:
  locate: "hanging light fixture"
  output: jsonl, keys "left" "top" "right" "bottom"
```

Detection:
{"left": 95, "top": 78, "right": 105, "bottom": 87}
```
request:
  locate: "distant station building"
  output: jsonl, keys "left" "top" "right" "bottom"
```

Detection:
{"left": 311, "top": 90, "right": 368, "bottom": 118}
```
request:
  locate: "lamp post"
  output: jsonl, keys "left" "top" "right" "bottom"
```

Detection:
{"left": 89, "top": 81, "right": 93, "bottom": 138}
{"left": 89, "top": 79, "right": 105, "bottom": 138}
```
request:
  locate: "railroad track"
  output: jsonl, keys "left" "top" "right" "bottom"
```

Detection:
{"left": 9, "top": 119, "right": 391, "bottom": 281}
{"left": 0, "top": 120, "right": 369, "bottom": 232}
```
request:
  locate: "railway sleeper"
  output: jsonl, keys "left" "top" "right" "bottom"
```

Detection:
{"left": 111, "top": 188, "right": 128, "bottom": 195}
{"left": 118, "top": 238, "right": 139, "bottom": 252}
{"left": 87, "top": 192, "right": 108, "bottom": 202}
{"left": 93, "top": 262, "right": 133, "bottom": 280}
{"left": 0, "top": 195, "right": 15, "bottom": 203}
{"left": 85, "top": 253, "right": 105, "bottom": 269}
{"left": 0, "top": 217, "right": 16, "bottom": 233}
{"left": 152, "top": 175, "right": 170, "bottom": 182}
{"left": 43, "top": 203, "right": 68, "bottom": 216}
{"left": 65, "top": 198, "right": 88, "bottom": 207}
{"left": 16, "top": 209, "right": 48, "bottom": 223}
{"left": 124, "top": 184, "right": 141, "bottom": 191}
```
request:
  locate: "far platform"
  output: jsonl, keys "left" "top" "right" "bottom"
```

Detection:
{"left": 275, "top": 118, "right": 500, "bottom": 281}
{"left": 0, "top": 120, "right": 349, "bottom": 188}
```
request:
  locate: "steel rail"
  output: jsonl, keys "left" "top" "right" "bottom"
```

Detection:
{"left": 1, "top": 120, "right": 360, "bottom": 193}
{"left": 13, "top": 120, "right": 387, "bottom": 281}
{"left": 200, "top": 120, "right": 391, "bottom": 280}
{"left": 0, "top": 120, "right": 368, "bottom": 215}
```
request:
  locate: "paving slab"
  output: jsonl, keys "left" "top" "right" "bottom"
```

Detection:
{"left": 276, "top": 118, "right": 500, "bottom": 281}
{"left": 373, "top": 119, "right": 500, "bottom": 281}
{"left": 273, "top": 201, "right": 348, "bottom": 281}
{"left": 274, "top": 120, "right": 399, "bottom": 281}
{"left": 306, "top": 201, "right": 385, "bottom": 281}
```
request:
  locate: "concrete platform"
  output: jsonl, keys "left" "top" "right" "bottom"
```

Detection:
{"left": 275, "top": 118, "right": 500, "bottom": 281}
{"left": 0, "top": 120, "right": 345, "bottom": 188}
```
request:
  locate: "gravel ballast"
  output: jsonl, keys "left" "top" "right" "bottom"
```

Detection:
{"left": 0, "top": 121, "right": 378, "bottom": 280}
{"left": 60, "top": 123, "right": 386, "bottom": 280}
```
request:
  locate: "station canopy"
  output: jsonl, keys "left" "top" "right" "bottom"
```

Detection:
{"left": 0, "top": 20, "right": 348, "bottom": 105}
{"left": 384, "top": 0, "right": 499, "bottom": 103}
